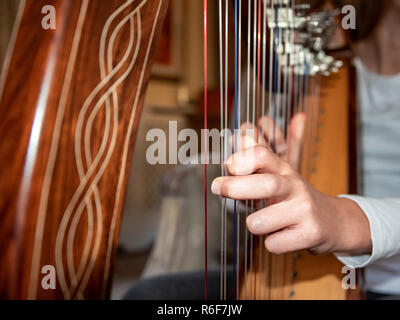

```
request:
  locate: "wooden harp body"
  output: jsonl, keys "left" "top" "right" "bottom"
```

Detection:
{"left": 291, "top": 57, "right": 358, "bottom": 300}
{"left": 0, "top": 0, "right": 168, "bottom": 299}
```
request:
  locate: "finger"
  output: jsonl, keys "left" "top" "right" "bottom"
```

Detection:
{"left": 228, "top": 123, "right": 260, "bottom": 154}
{"left": 246, "top": 202, "right": 298, "bottom": 236}
{"left": 239, "top": 122, "right": 256, "bottom": 132}
{"left": 211, "top": 174, "right": 292, "bottom": 200}
{"left": 229, "top": 134, "right": 259, "bottom": 153}
{"left": 239, "top": 122, "right": 259, "bottom": 142}
{"left": 287, "top": 113, "right": 307, "bottom": 169}
{"left": 264, "top": 228, "right": 310, "bottom": 255}
{"left": 239, "top": 122, "right": 267, "bottom": 146}
{"left": 257, "top": 116, "right": 285, "bottom": 152}
{"left": 225, "top": 145, "right": 292, "bottom": 176}
{"left": 289, "top": 113, "right": 306, "bottom": 141}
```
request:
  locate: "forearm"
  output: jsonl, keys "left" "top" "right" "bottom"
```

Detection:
{"left": 335, "top": 196, "right": 400, "bottom": 268}
{"left": 327, "top": 196, "right": 372, "bottom": 255}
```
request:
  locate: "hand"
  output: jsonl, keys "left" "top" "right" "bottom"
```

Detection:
{"left": 211, "top": 142, "right": 372, "bottom": 255}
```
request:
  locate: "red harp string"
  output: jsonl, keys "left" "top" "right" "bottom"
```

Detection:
{"left": 203, "top": 0, "right": 208, "bottom": 300}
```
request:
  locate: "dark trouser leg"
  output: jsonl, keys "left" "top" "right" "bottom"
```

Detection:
{"left": 123, "top": 268, "right": 234, "bottom": 300}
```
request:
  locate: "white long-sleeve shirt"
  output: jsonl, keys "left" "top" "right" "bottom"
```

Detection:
{"left": 335, "top": 58, "right": 400, "bottom": 294}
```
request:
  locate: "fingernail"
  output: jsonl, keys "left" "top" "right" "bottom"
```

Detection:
{"left": 211, "top": 178, "right": 222, "bottom": 195}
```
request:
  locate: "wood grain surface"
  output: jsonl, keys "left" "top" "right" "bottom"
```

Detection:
{"left": 0, "top": 0, "right": 168, "bottom": 299}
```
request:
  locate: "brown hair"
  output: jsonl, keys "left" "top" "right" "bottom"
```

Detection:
{"left": 299, "top": 0, "right": 389, "bottom": 42}
{"left": 331, "top": 0, "right": 388, "bottom": 41}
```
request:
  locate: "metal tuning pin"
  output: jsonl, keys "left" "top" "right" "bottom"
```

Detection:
{"left": 268, "top": 3, "right": 343, "bottom": 78}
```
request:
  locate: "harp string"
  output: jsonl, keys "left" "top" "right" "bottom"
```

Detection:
{"left": 280, "top": 2, "right": 290, "bottom": 299}
{"left": 236, "top": 0, "right": 242, "bottom": 301}
{"left": 218, "top": 0, "right": 224, "bottom": 301}
{"left": 256, "top": 0, "right": 263, "bottom": 300}
{"left": 286, "top": 0, "right": 295, "bottom": 162}
{"left": 288, "top": 0, "right": 297, "bottom": 298}
{"left": 203, "top": 0, "right": 208, "bottom": 300}
{"left": 265, "top": 0, "right": 275, "bottom": 301}
{"left": 260, "top": 0, "right": 268, "bottom": 301}
{"left": 218, "top": 0, "right": 230, "bottom": 301}
{"left": 233, "top": 0, "right": 239, "bottom": 300}
{"left": 269, "top": 0, "right": 281, "bottom": 300}
{"left": 224, "top": 0, "right": 229, "bottom": 301}
{"left": 250, "top": 0, "right": 257, "bottom": 299}
{"left": 244, "top": 0, "right": 252, "bottom": 299}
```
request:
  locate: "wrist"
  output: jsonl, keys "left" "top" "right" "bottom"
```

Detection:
{"left": 329, "top": 197, "right": 372, "bottom": 255}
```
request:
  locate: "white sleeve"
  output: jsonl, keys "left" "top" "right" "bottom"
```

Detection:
{"left": 334, "top": 195, "right": 400, "bottom": 269}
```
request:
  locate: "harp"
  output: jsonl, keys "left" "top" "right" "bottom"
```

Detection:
{"left": 0, "top": 0, "right": 358, "bottom": 301}
{"left": 0, "top": 0, "right": 168, "bottom": 299}
{"left": 212, "top": 0, "right": 359, "bottom": 300}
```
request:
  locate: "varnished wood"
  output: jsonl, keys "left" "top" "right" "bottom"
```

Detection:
{"left": 305, "top": 66, "right": 351, "bottom": 196}
{"left": 293, "top": 64, "right": 354, "bottom": 300}
{"left": 0, "top": 0, "right": 168, "bottom": 299}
